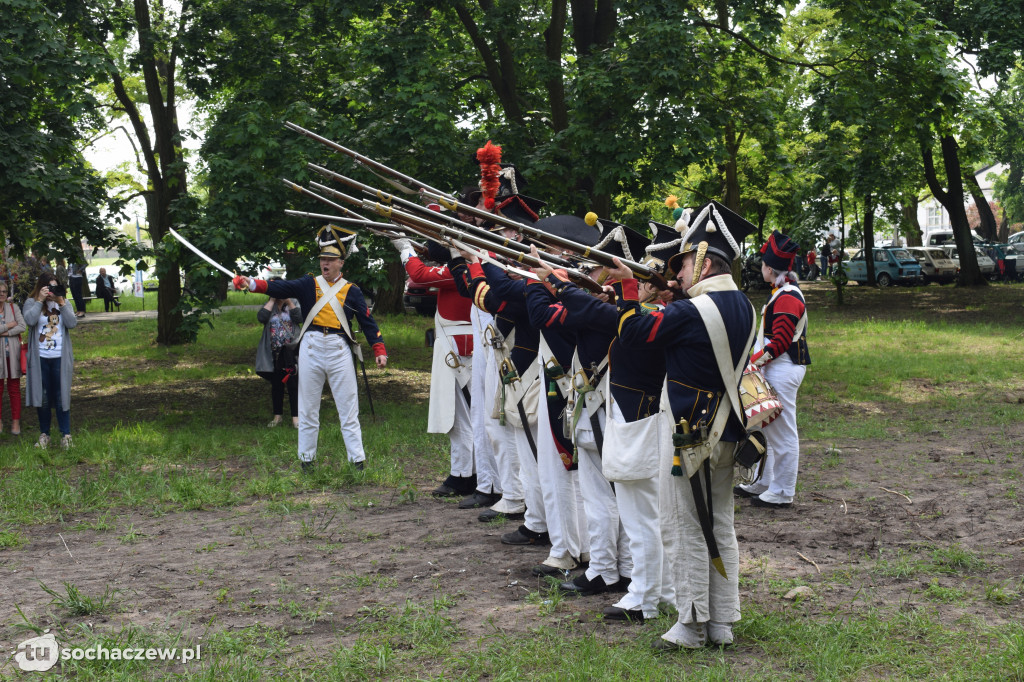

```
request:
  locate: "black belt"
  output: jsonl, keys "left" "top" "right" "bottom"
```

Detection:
{"left": 309, "top": 324, "right": 345, "bottom": 335}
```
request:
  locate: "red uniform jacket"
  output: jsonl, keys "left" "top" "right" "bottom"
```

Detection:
{"left": 405, "top": 257, "right": 473, "bottom": 355}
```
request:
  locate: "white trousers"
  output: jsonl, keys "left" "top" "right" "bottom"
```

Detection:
{"left": 665, "top": 441, "right": 739, "bottom": 627}
{"left": 760, "top": 355, "right": 806, "bottom": 502}
{"left": 298, "top": 332, "right": 364, "bottom": 463}
{"left": 514, "top": 422, "right": 546, "bottom": 532}
{"left": 448, "top": 383, "right": 475, "bottom": 477}
{"left": 536, "top": 382, "right": 586, "bottom": 564}
{"left": 470, "top": 308, "right": 500, "bottom": 492}
{"left": 576, "top": 405, "right": 631, "bottom": 583}
{"left": 608, "top": 402, "right": 675, "bottom": 618}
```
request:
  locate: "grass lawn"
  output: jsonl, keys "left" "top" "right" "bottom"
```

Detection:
{"left": 1, "top": 282, "right": 1022, "bottom": 680}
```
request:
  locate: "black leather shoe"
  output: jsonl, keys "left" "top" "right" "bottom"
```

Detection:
{"left": 353, "top": 460, "right": 364, "bottom": 471}
{"left": 733, "top": 485, "right": 760, "bottom": 498}
{"left": 602, "top": 606, "right": 648, "bottom": 622}
{"left": 501, "top": 525, "right": 550, "bottom": 546}
{"left": 478, "top": 508, "right": 525, "bottom": 522}
{"left": 558, "top": 573, "right": 613, "bottom": 596}
{"left": 611, "top": 576, "right": 631, "bottom": 593}
{"left": 750, "top": 496, "right": 792, "bottom": 509}
{"left": 300, "top": 460, "right": 314, "bottom": 473}
{"left": 432, "top": 474, "right": 477, "bottom": 498}
{"left": 532, "top": 562, "right": 575, "bottom": 577}
{"left": 458, "top": 491, "right": 501, "bottom": 509}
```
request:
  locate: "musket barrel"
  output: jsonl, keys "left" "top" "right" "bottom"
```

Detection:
{"left": 281, "top": 179, "right": 372, "bottom": 222}
{"left": 284, "top": 121, "right": 450, "bottom": 198}
{"left": 308, "top": 163, "right": 576, "bottom": 269}
{"left": 357, "top": 200, "right": 602, "bottom": 291}
{"left": 283, "top": 210, "right": 404, "bottom": 239}
{"left": 420, "top": 187, "right": 664, "bottom": 287}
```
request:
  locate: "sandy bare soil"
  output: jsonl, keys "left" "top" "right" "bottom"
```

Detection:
{"left": 4, "top": 421, "right": 1022, "bottom": 667}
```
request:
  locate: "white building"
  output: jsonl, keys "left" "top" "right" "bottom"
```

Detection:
{"left": 917, "top": 162, "right": 1007, "bottom": 242}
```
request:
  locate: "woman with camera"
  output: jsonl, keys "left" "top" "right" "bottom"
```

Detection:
{"left": 255, "top": 288, "right": 301, "bottom": 428}
{"left": 23, "top": 273, "right": 77, "bottom": 449}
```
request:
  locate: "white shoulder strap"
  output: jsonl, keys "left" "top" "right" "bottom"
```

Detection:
{"left": 691, "top": 295, "right": 757, "bottom": 427}
{"left": 293, "top": 276, "right": 352, "bottom": 345}
{"left": 758, "top": 283, "right": 807, "bottom": 350}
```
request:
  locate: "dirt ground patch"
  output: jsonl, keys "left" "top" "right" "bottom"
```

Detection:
{"left": 3, "top": 417, "right": 1022, "bottom": 666}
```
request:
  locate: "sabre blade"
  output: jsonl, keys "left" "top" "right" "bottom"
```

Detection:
{"left": 168, "top": 228, "right": 235, "bottom": 278}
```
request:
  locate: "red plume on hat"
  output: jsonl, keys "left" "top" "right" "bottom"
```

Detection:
{"left": 476, "top": 140, "right": 502, "bottom": 210}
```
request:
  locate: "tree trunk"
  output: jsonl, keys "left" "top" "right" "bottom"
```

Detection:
{"left": 373, "top": 259, "right": 406, "bottom": 315}
{"left": 722, "top": 122, "right": 743, "bottom": 284}
{"left": 922, "top": 136, "right": 986, "bottom": 286}
{"left": 963, "top": 171, "right": 998, "bottom": 241}
{"left": 863, "top": 193, "right": 876, "bottom": 286}
{"left": 901, "top": 194, "right": 923, "bottom": 246}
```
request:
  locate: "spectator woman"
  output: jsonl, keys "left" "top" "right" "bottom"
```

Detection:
{"left": 255, "top": 289, "right": 301, "bottom": 428}
{"left": 0, "top": 282, "right": 26, "bottom": 435}
{"left": 24, "top": 273, "right": 77, "bottom": 449}
{"left": 736, "top": 231, "right": 811, "bottom": 508}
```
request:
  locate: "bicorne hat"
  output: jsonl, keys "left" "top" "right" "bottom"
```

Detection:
{"left": 666, "top": 200, "right": 756, "bottom": 279}
{"left": 317, "top": 224, "right": 357, "bottom": 259}
{"left": 595, "top": 219, "right": 652, "bottom": 263}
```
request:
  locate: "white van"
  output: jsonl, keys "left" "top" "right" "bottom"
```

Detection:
{"left": 926, "top": 230, "right": 982, "bottom": 247}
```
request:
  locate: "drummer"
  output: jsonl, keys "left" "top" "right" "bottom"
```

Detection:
{"left": 735, "top": 230, "right": 810, "bottom": 508}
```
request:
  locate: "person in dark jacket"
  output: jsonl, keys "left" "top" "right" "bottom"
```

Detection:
{"left": 94, "top": 268, "right": 118, "bottom": 312}
{"left": 256, "top": 288, "right": 301, "bottom": 428}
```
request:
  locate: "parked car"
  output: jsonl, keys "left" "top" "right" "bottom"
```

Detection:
{"left": 926, "top": 230, "right": 983, "bottom": 247}
{"left": 846, "top": 247, "right": 924, "bottom": 287}
{"left": 85, "top": 266, "right": 132, "bottom": 294}
{"left": 403, "top": 279, "right": 438, "bottom": 317}
{"left": 979, "top": 243, "right": 1024, "bottom": 282}
{"left": 230, "top": 260, "right": 287, "bottom": 289}
{"left": 941, "top": 245, "right": 996, "bottom": 276}
{"left": 1008, "top": 231, "right": 1024, "bottom": 244}
{"left": 906, "top": 247, "right": 957, "bottom": 284}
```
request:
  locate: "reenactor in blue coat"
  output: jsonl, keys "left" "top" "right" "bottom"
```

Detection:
{"left": 607, "top": 201, "right": 757, "bottom": 649}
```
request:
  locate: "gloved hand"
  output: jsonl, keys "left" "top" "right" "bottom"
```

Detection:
{"left": 749, "top": 349, "right": 771, "bottom": 368}
{"left": 390, "top": 238, "right": 415, "bottom": 263}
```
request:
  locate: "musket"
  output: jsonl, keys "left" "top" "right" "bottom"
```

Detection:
{"left": 281, "top": 179, "right": 371, "bottom": 222}
{"left": 286, "top": 205, "right": 434, "bottom": 259}
{"left": 283, "top": 209, "right": 403, "bottom": 240}
{"left": 305, "top": 173, "right": 577, "bottom": 271}
{"left": 323, "top": 211, "right": 604, "bottom": 293}
{"left": 284, "top": 121, "right": 450, "bottom": 198}
{"left": 306, "top": 164, "right": 575, "bottom": 268}
{"left": 421, "top": 187, "right": 669, "bottom": 289}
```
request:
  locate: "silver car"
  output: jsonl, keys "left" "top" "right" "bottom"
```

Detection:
{"left": 907, "top": 247, "right": 958, "bottom": 284}
{"left": 940, "top": 245, "right": 996, "bottom": 275}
